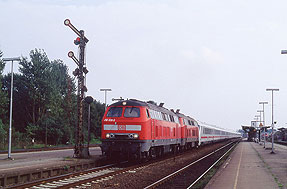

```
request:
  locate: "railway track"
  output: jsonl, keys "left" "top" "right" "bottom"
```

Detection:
{"left": 144, "top": 140, "right": 239, "bottom": 189}
{"left": 6, "top": 140, "right": 239, "bottom": 188}
{"left": 7, "top": 162, "right": 125, "bottom": 189}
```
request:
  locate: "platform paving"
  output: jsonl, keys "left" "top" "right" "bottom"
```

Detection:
{"left": 0, "top": 147, "right": 102, "bottom": 188}
{"left": 205, "top": 141, "right": 287, "bottom": 189}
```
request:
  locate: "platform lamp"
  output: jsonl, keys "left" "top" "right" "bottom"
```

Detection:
{"left": 100, "top": 89, "right": 112, "bottom": 111}
{"left": 2, "top": 57, "right": 21, "bottom": 160}
{"left": 259, "top": 102, "right": 268, "bottom": 148}
{"left": 266, "top": 88, "right": 279, "bottom": 154}
{"left": 257, "top": 110, "right": 263, "bottom": 143}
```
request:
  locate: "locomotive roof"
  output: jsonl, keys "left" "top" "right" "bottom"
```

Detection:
{"left": 109, "top": 99, "right": 177, "bottom": 115}
{"left": 176, "top": 112, "right": 197, "bottom": 121}
{"left": 109, "top": 99, "right": 148, "bottom": 107}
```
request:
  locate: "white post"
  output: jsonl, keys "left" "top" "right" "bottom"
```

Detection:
{"left": 3, "top": 57, "right": 20, "bottom": 160}
{"left": 8, "top": 60, "right": 14, "bottom": 159}
{"left": 100, "top": 89, "right": 112, "bottom": 111}
{"left": 266, "top": 88, "right": 279, "bottom": 154}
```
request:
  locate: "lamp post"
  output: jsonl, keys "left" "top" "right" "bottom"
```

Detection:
{"left": 259, "top": 102, "right": 268, "bottom": 148}
{"left": 100, "top": 89, "right": 112, "bottom": 110}
{"left": 266, "top": 88, "right": 279, "bottom": 154}
{"left": 2, "top": 57, "right": 21, "bottom": 160}
{"left": 254, "top": 115, "right": 260, "bottom": 142}
{"left": 257, "top": 110, "right": 263, "bottom": 143}
{"left": 45, "top": 109, "right": 51, "bottom": 148}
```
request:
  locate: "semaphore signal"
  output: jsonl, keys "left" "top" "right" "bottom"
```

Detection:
{"left": 64, "top": 19, "right": 89, "bottom": 158}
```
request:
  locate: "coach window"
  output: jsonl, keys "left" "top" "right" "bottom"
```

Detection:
{"left": 165, "top": 114, "right": 169, "bottom": 122}
{"left": 155, "top": 111, "right": 159, "bottom": 120}
{"left": 149, "top": 109, "right": 153, "bottom": 118}
{"left": 124, "top": 107, "right": 140, "bottom": 117}
{"left": 175, "top": 116, "right": 179, "bottom": 124}
{"left": 169, "top": 115, "right": 174, "bottom": 122}
{"left": 151, "top": 110, "right": 156, "bottom": 119}
{"left": 161, "top": 112, "right": 166, "bottom": 121}
{"left": 107, "top": 107, "right": 123, "bottom": 117}
{"left": 146, "top": 109, "right": 150, "bottom": 118}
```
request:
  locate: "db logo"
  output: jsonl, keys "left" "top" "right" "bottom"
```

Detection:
{"left": 118, "top": 125, "right": 126, "bottom": 130}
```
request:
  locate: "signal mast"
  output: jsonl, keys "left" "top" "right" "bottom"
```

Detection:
{"left": 64, "top": 19, "right": 89, "bottom": 158}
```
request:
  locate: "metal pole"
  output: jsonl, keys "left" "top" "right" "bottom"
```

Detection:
{"left": 76, "top": 30, "right": 86, "bottom": 158}
{"left": 266, "top": 88, "right": 279, "bottom": 154}
{"left": 65, "top": 19, "right": 89, "bottom": 158}
{"left": 259, "top": 111, "right": 261, "bottom": 142}
{"left": 271, "top": 91, "right": 274, "bottom": 153}
{"left": 45, "top": 121, "right": 47, "bottom": 148}
{"left": 100, "top": 89, "right": 112, "bottom": 111}
{"left": 262, "top": 103, "right": 266, "bottom": 148}
{"left": 84, "top": 96, "right": 93, "bottom": 155}
{"left": 105, "top": 90, "right": 107, "bottom": 110}
{"left": 88, "top": 103, "right": 91, "bottom": 148}
{"left": 8, "top": 60, "right": 14, "bottom": 159}
{"left": 259, "top": 102, "right": 268, "bottom": 148}
{"left": 3, "top": 57, "right": 20, "bottom": 160}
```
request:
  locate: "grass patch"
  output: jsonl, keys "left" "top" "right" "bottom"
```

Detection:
{"left": 250, "top": 143, "right": 283, "bottom": 189}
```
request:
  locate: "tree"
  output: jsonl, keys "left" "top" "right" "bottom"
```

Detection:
{"left": 83, "top": 100, "right": 105, "bottom": 140}
{"left": 0, "top": 50, "right": 7, "bottom": 121}
{"left": 19, "top": 49, "right": 51, "bottom": 125}
{"left": 3, "top": 49, "right": 78, "bottom": 145}
{"left": 0, "top": 51, "right": 7, "bottom": 149}
{"left": 42, "top": 59, "right": 77, "bottom": 145}
{"left": 2, "top": 73, "right": 31, "bottom": 132}
{"left": 1, "top": 48, "right": 105, "bottom": 147}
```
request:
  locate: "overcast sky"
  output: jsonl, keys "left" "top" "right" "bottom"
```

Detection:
{"left": 1, "top": 0, "right": 287, "bottom": 131}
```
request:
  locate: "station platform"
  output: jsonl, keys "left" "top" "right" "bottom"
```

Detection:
{"left": 0, "top": 147, "right": 102, "bottom": 187}
{"left": 205, "top": 140, "right": 287, "bottom": 189}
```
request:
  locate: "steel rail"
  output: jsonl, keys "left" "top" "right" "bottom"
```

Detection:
{"left": 187, "top": 141, "right": 238, "bottom": 188}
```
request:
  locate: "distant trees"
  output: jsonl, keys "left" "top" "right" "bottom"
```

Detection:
{"left": 0, "top": 49, "right": 105, "bottom": 149}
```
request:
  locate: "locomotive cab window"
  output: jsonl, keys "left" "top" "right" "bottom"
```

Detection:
{"left": 124, "top": 107, "right": 140, "bottom": 117}
{"left": 107, "top": 107, "right": 123, "bottom": 117}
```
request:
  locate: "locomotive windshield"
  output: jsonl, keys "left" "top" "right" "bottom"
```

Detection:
{"left": 106, "top": 107, "right": 123, "bottom": 117}
{"left": 124, "top": 107, "right": 140, "bottom": 117}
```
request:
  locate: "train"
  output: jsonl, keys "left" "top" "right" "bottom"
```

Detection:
{"left": 101, "top": 99, "right": 241, "bottom": 159}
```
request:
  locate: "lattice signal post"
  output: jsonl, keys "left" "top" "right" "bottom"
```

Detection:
{"left": 64, "top": 19, "right": 89, "bottom": 158}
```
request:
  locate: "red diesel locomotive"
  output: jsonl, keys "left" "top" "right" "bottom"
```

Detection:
{"left": 101, "top": 99, "right": 240, "bottom": 159}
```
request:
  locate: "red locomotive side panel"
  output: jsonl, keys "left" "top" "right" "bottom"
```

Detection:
{"left": 178, "top": 115, "right": 199, "bottom": 148}
{"left": 150, "top": 119, "right": 179, "bottom": 140}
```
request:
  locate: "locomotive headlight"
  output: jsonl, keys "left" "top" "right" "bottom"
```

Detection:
{"left": 106, "top": 133, "right": 110, "bottom": 138}
{"left": 133, "top": 134, "right": 139, "bottom": 139}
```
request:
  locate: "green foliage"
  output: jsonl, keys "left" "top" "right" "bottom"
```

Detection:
{"left": 0, "top": 119, "right": 7, "bottom": 149}
{"left": 0, "top": 50, "right": 8, "bottom": 149}
{"left": 83, "top": 100, "right": 105, "bottom": 140}
{"left": 0, "top": 50, "right": 7, "bottom": 121}
{"left": 19, "top": 49, "right": 51, "bottom": 125}
{"left": 0, "top": 48, "right": 105, "bottom": 149}
{"left": 26, "top": 123, "right": 39, "bottom": 138}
